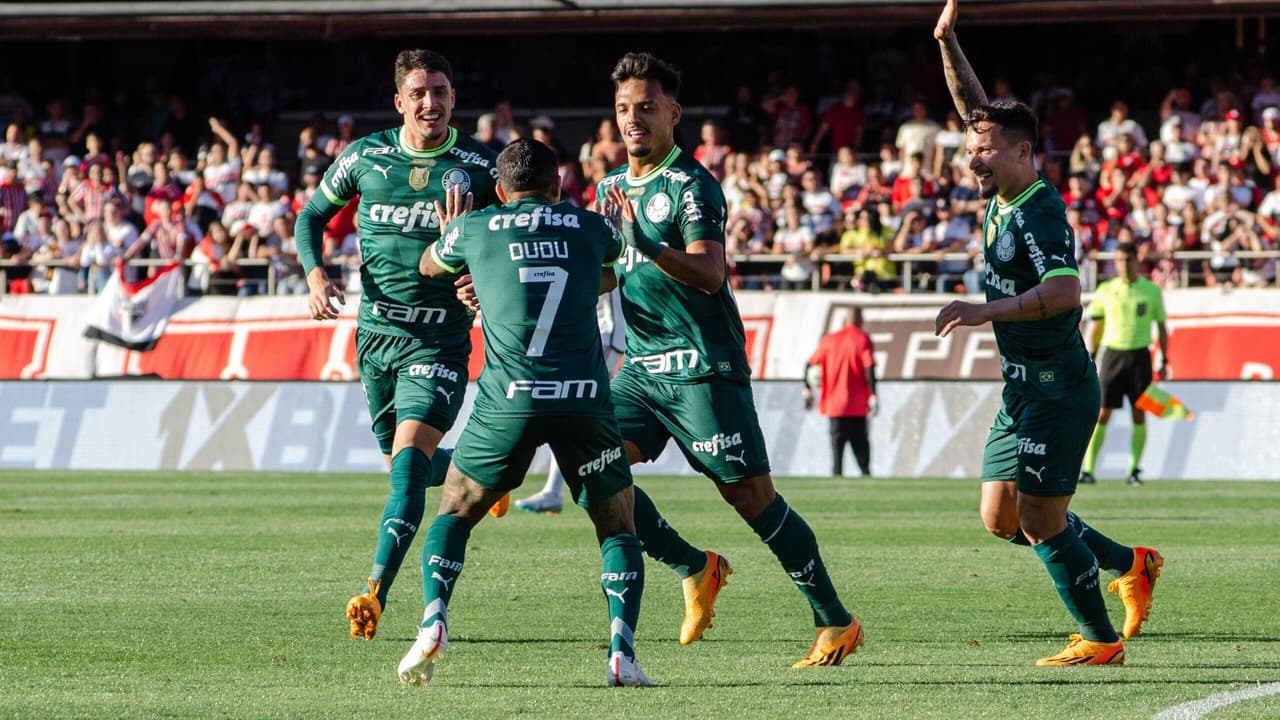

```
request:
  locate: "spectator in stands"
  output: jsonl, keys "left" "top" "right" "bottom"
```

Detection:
{"left": 473, "top": 113, "right": 503, "bottom": 153}
{"left": 932, "top": 111, "right": 965, "bottom": 178}
{"left": 838, "top": 207, "right": 895, "bottom": 292}
{"left": 1068, "top": 134, "right": 1102, "bottom": 183}
{"left": 126, "top": 197, "right": 195, "bottom": 273}
{"left": 894, "top": 99, "right": 940, "bottom": 170}
{"left": 242, "top": 145, "right": 289, "bottom": 195}
{"left": 722, "top": 84, "right": 767, "bottom": 153}
{"left": 188, "top": 220, "right": 239, "bottom": 295}
{"left": 67, "top": 161, "right": 118, "bottom": 225}
{"left": 892, "top": 209, "right": 932, "bottom": 289}
{"left": 809, "top": 79, "right": 866, "bottom": 157}
{"left": 1160, "top": 115, "right": 1199, "bottom": 165}
{"left": 582, "top": 117, "right": 626, "bottom": 171}
{"left": 0, "top": 124, "right": 26, "bottom": 164}
{"left": 78, "top": 220, "right": 118, "bottom": 292}
{"left": 854, "top": 164, "right": 893, "bottom": 211}
{"left": 829, "top": 146, "right": 865, "bottom": 203}
{"left": 182, "top": 173, "right": 224, "bottom": 231}
{"left": 1097, "top": 100, "right": 1149, "bottom": 149}
{"left": 693, "top": 119, "right": 732, "bottom": 181}
{"left": 142, "top": 162, "right": 182, "bottom": 226}
{"left": 11, "top": 190, "right": 49, "bottom": 247}
{"left": 31, "top": 216, "right": 83, "bottom": 294}
{"left": 891, "top": 153, "right": 933, "bottom": 214}
{"left": 325, "top": 115, "right": 356, "bottom": 158}
{"left": 773, "top": 202, "right": 817, "bottom": 289}
{"left": 202, "top": 117, "right": 242, "bottom": 204}
{"left": 1043, "top": 90, "right": 1088, "bottom": 156}
{"left": 492, "top": 99, "right": 516, "bottom": 146}
{"left": 17, "top": 137, "right": 51, "bottom": 195}
{"left": 762, "top": 148, "right": 790, "bottom": 206}
{"left": 799, "top": 167, "right": 841, "bottom": 241}
{"left": 765, "top": 84, "right": 812, "bottom": 151}
{"left": 923, "top": 198, "right": 972, "bottom": 292}
{"left": 1259, "top": 107, "right": 1280, "bottom": 160}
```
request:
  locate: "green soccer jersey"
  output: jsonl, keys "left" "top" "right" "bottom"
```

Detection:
{"left": 599, "top": 147, "right": 749, "bottom": 384}
{"left": 317, "top": 126, "right": 499, "bottom": 343}
{"left": 430, "top": 197, "right": 624, "bottom": 417}
{"left": 1087, "top": 276, "right": 1166, "bottom": 351}
{"left": 981, "top": 176, "right": 1090, "bottom": 398}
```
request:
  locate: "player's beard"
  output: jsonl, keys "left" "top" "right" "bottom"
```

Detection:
{"left": 628, "top": 142, "right": 652, "bottom": 159}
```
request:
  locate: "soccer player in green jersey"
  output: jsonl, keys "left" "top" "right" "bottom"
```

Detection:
{"left": 1081, "top": 242, "right": 1170, "bottom": 486}
{"left": 294, "top": 49, "right": 501, "bottom": 642}
{"left": 933, "top": 0, "right": 1163, "bottom": 664}
{"left": 399, "top": 139, "right": 651, "bottom": 687}
{"left": 599, "top": 52, "right": 864, "bottom": 667}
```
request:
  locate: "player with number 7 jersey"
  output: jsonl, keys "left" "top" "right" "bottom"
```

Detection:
{"left": 429, "top": 186, "right": 625, "bottom": 418}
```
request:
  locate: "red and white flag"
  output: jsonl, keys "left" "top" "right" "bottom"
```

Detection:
{"left": 83, "top": 263, "right": 183, "bottom": 351}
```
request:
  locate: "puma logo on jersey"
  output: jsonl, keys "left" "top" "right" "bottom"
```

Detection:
{"left": 431, "top": 571, "right": 454, "bottom": 592}
{"left": 725, "top": 450, "right": 746, "bottom": 465}
{"left": 371, "top": 164, "right": 391, "bottom": 179}
{"left": 1050, "top": 254, "right": 1068, "bottom": 264}
{"left": 604, "top": 587, "right": 630, "bottom": 604}
{"left": 435, "top": 387, "right": 454, "bottom": 402}
{"left": 1025, "top": 465, "right": 1046, "bottom": 482}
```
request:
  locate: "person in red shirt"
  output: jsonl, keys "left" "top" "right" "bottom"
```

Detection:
{"left": 803, "top": 307, "right": 878, "bottom": 477}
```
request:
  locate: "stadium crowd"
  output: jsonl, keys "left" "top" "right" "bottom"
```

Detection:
{"left": 3, "top": 75, "right": 1280, "bottom": 295}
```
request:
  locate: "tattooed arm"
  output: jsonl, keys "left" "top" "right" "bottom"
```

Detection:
{"left": 934, "top": 0, "right": 989, "bottom": 117}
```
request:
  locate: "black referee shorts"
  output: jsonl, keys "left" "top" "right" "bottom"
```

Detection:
{"left": 1099, "top": 348, "right": 1153, "bottom": 409}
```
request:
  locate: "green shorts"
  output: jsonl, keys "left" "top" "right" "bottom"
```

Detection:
{"left": 610, "top": 366, "right": 771, "bottom": 483}
{"left": 981, "top": 372, "right": 1101, "bottom": 496}
{"left": 452, "top": 411, "right": 633, "bottom": 509}
{"left": 356, "top": 328, "right": 469, "bottom": 455}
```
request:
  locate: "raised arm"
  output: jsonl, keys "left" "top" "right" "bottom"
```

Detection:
{"left": 934, "top": 0, "right": 989, "bottom": 117}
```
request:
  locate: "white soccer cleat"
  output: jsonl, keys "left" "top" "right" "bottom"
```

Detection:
{"left": 606, "top": 651, "right": 654, "bottom": 687}
{"left": 515, "top": 490, "right": 563, "bottom": 514}
{"left": 398, "top": 620, "right": 448, "bottom": 686}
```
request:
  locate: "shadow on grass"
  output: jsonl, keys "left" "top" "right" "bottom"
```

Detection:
{"left": 1004, "top": 631, "right": 1280, "bottom": 642}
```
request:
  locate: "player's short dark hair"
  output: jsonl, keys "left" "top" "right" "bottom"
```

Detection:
{"left": 965, "top": 101, "right": 1038, "bottom": 147}
{"left": 394, "top": 49, "right": 454, "bottom": 90}
{"left": 497, "top": 139, "right": 559, "bottom": 194}
{"left": 1115, "top": 241, "right": 1138, "bottom": 257}
{"left": 611, "top": 52, "right": 682, "bottom": 97}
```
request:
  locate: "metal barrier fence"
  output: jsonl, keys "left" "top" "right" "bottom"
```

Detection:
{"left": 2, "top": 251, "right": 1278, "bottom": 296}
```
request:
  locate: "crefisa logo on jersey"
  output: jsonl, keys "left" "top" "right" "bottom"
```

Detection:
{"left": 441, "top": 168, "right": 470, "bottom": 194}
{"left": 996, "top": 232, "right": 1016, "bottom": 262}
{"left": 691, "top": 431, "right": 743, "bottom": 457}
{"left": 645, "top": 194, "right": 671, "bottom": 222}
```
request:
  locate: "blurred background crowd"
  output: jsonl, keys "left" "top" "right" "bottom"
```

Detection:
{"left": 2, "top": 23, "right": 1278, "bottom": 295}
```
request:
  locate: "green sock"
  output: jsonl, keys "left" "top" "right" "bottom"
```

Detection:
{"left": 368, "top": 447, "right": 430, "bottom": 607}
{"left": 1008, "top": 512, "right": 1132, "bottom": 576}
{"left": 1129, "top": 425, "right": 1147, "bottom": 475}
{"left": 749, "top": 494, "right": 852, "bottom": 628}
{"left": 1067, "top": 511, "right": 1134, "bottom": 576}
{"left": 631, "top": 485, "right": 708, "bottom": 579}
{"left": 600, "top": 533, "right": 644, "bottom": 661}
{"left": 428, "top": 447, "right": 452, "bottom": 488}
{"left": 1083, "top": 423, "right": 1106, "bottom": 475}
{"left": 1031, "top": 528, "right": 1118, "bottom": 643}
{"left": 419, "top": 514, "right": 471, "bottom": 629}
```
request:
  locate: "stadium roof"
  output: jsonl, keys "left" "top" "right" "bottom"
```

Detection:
{"left": 4, "top": 0, "right": 1279, "bottom": 39}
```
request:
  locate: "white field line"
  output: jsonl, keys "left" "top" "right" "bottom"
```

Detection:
{"left": 1153, "top": 682, "right": 1280, "bottom": 720}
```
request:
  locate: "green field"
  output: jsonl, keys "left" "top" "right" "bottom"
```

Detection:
{"left": 1, "top": 472, "right": 1277, "bottom": 720}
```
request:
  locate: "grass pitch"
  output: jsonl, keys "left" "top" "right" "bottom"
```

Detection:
{"left": 1, "top": 472, "right": 1278, "bottom": 720}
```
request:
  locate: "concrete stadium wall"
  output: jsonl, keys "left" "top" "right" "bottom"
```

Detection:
{"left": 0, "top": 380, "right": 1273, "bottom": 481}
